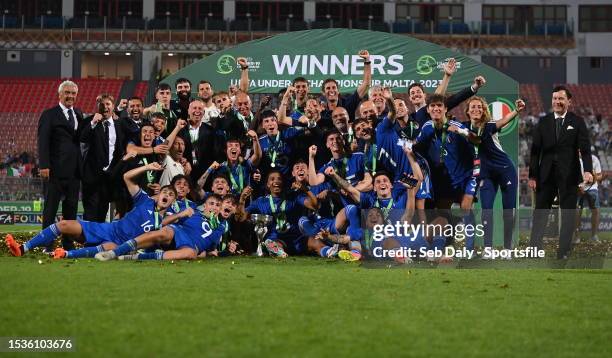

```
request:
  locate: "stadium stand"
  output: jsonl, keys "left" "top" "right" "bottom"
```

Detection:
{"left": 0, "top": 78, "right": 124, "bottom": 114}
{"left": 133, "top": 82, "right": 149, "bottom": 101}
{"left": 519, "top": 84, "right": 545, "bottom": 116}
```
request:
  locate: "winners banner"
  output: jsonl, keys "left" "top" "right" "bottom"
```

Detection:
{"left": 163, "top": 29, "right": 517, "bottom": 96}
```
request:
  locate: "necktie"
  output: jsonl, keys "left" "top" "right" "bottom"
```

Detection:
{"left": 67, "top": 109, "right": 75, "bottom": 131}
{"left": 556, "top": 117, "right": 564, "bottom": 141}
{"left": 104, "top": 121, "right": 110, "bottom": 166}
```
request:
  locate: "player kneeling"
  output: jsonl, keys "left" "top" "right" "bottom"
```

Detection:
{"left": 95, "top": 194, "right": 226, "bottom": 261}
{"left": 4, "top": 162, "right": 176, "bottom": 259}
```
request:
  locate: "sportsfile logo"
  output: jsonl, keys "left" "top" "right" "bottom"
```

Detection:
{"left": 271, "top": 54, "right": 403, "bottom": 76}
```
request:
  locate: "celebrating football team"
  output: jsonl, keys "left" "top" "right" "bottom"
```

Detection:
{"left": 6, "top": 49, "right": 541, "bottom": 263}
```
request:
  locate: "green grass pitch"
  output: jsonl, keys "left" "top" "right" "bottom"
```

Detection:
{"left": 0, "top": 254, "right": 610, "bottom": 357}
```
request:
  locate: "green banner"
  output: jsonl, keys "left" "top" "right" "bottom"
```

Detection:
{"left": 163, "top": 29, "right": 516, "bottom": 95}
{"left": 165, "top": 29, "right": 519, "bottom": 246}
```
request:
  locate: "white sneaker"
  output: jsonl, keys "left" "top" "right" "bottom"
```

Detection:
{"left": 326, "top": 244, "right": 339, "bottom": 258}
{"left": 118, "top": 254, "right": 139, "bottom": 261}
{"left": 591, "top": 235, "right": 600, "bottom": 242}
{"left": 95, "top": 251, "right": 117, "bottom": 261}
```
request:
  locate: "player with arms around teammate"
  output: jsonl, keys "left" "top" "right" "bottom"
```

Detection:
{"left": 96, "top": 194, "right": 227, "bottom": 261}
{"left": 5, "top": 161, "right": 177, "bottom": 259}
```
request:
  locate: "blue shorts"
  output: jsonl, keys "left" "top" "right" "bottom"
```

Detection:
{"left": 270, "top": 229, "right": 306, "bottom": 255}
{"left": 436, "top": 176, "right": 477, "bottom": 202}
{"left": 578, "top": 190, "right": 600, "bottom": 209}
{"left": 79, "top": 220, "right": 124, "bottom": 246}
{"left": 170, "top": 222, "right": 219, "bottom": 254}
{"left": 170, "top": 224, "right": 198, "bottom": 252}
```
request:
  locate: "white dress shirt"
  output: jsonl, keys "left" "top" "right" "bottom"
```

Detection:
{"left": 58, "top": 102, "right": 78, "bottom": 130}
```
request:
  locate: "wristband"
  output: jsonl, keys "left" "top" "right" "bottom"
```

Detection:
{"left": 241, "top": 66, "right": 248, "bottom": 70}
{"left": 364, "top": 61, "right": 371, "bottom": 65}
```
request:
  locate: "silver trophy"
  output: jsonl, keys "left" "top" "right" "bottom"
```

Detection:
{"left": 250, "top": 214, "right": 273, "bottom": 257}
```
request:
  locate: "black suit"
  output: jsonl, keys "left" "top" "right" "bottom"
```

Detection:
{"left": 179, "top": 122, "right": 217, "bottom": 184}
{"left": 529, "top": 111, "right": 592, "bottom": 258}
{"left": 80, "top": 117, "right": 125, "bottom": 222}
{"left": 118, "top": 117, "right": 142, "bottom": 146}
{"left": 37, "top": 105, "right": 83, "bottom": 249}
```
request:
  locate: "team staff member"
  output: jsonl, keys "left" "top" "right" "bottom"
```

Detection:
{"left": 529, "top": 86, "right": 593, "bottom": 259}
{"left": 37, "top": 80, "right": 84, "bottom": 251}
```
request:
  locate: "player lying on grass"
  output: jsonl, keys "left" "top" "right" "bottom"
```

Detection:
{"left": 95, "top": 194, "right": 226, "bottom": 261}
{"left": 323, "top": 146, "right": 424, "bottom": 262}
{"left": 5, "top": 161, "right": 177, "bottom": 259}
{"left": 235, "top": 170, "right": 319, "bottom": 258}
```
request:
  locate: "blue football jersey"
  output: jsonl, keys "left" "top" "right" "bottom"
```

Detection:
{"left": 112, "top": 190, "right": 163, "bottom": 242}
{"left": 259, "top": 127, "right": 303, "bottom": 174}
{"left": 470, "top": 122, "right": 515, "bottom": 179}
{"left": 415, "top": 119, "right": 474, "bottom": 187}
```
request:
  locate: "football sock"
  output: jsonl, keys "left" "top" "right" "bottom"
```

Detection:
{"left": 320, "top": 246, "right": 331, "bottom": 258}
{"left": 66, "top": 245, "right": 104, "bottom": 258}
{"left": 24, "top": 224, "right": 60, "bottom": 251}
{"left": 113, "top": 239, "right": 138, "bottom": 256}
{"left": 137, "top": 251, "right": 164, "bottom": 260}
{"left": 482, "top": 209, "right": 494, "bottom": 248}
{"left": 503, "top": 209, "right": 515, "bottom": 249}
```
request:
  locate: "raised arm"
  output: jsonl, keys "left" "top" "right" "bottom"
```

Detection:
{"left": 165, "top": 119, "right": 187, "bottom": 150}
{"left": 401, "top": 146, "right": 423, "bottom": 222}
{"left": 196, "top": 161, "right": 220, "bottom": 197}
{"left": 308, "top": 145, "right": 325, "bottom": 186}
{"left": 237, "top": 57, "right": 250, "bottom": 94}
{"left": 292, "top": 181, "right": 319, "bottom": 211}
{"left": 123, "top": 161, "right": 162, "bottom": 197}
{"left": 277, "top": 86, "right": 296, "bottom": 126}
{"left": 496, "top": 99, "right": 525, "bottom": 129}
{"left": 434, "top": 58, "right": 456, "bottom": 95}
{"left": 382, "top": 87, "right": 396, "bottom": 122}
{"left": 325, "top": 167, "right": 361, "bottom": 203}
{"left": 235, "top": 186, "right": 253, "bottom": 222}
{"left": 354, "top": 172, "right": 373, "bottom": 193}
{"left": 357, "top": 50, "right": 371, "bottom": 99}
{"left": 247, "top": 130, "right": 262, "bottom": 166}
{"left": 126, "top": 142, "right": 169, "bottom": 156}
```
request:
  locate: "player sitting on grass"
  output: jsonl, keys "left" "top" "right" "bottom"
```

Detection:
{"left": 235, "top": 170, "right": 319, "bottom": 258}
{"left": 95, "top": 194, "right": 226, "bottom": 261}
{"left": 5, "top": 162, "right": 177, "bottom": 259}
{"left": 324, "top": 146, "right": 424, "bottom": 262}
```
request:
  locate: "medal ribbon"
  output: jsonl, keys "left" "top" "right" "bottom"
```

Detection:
{"left": 268, "top": 196, "right": 287, "bottom": 231}
{"left": 374, "top": 198, "right": 394, "bottom": 220}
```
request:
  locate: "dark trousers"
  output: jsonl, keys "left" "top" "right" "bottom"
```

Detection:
{"left": 529, "top": 169, "right": 578, "bottom": 259}
{"left": 82, "top": 176, "right": 112, "bottom": 223}
{"left": 43, "top": 177, "right": 80, "bottom": 250}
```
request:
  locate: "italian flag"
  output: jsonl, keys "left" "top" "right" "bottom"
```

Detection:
{"left": 489, "top": 101, "right": 513, "bottom": 121}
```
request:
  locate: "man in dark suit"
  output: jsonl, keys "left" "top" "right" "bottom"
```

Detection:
{"left": 118, "top": 96, "right": 144, "bottom": 145}
{"left": 179, "top": 98, "right": 217, "bottom": 184}
{"left": 80, "top": 94, "right": 125, "bottom": 222}
{"left": 529, "top": 85, "right": 593, "bottom": 259}
{"left": 37, "top": 80, "right": 83, "bottom": 250}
